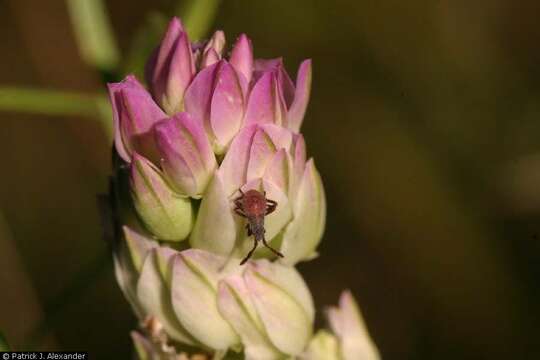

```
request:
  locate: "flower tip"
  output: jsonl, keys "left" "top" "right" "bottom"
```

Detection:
{"left": 230, "top": 33, "right": 254, "bottom": 84}
{"left": 124, "top": 73, "right": 139, "bottom": 82}
{"left": 207, "top": 30, "right": 226, "bottom": 52}
{"left": 288, "top": 59, "right": 312, "bottom": 132}
{"left": 339, "top": 289, "right": 354, "bottom": 307}
{"left": 168, "top": 16, "right": 185, "bottom": 34}
{"left": 237, "top": 33, "right": 250, "bottom": 42}
{"left": 244, "top": 71, "right": 287, "bottom": 127}
{"left": 300, "top": 58, "right": 313, "bottom": 68}
{"left": 233, "top": 33, "right": 252, "bottom": 54}
{"left": 327, "top": 290, "right": 381, "bottom": 360}
{"left": 122, "top": 225, "right": 157, "bottom": 272}
{"left": 108, "top": 74, "right": 138, "bottom": 89}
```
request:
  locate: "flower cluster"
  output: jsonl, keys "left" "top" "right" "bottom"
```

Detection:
{"left": 109, "top": 17, "right": 324, "bottom": 264}
{"left": 108, "top": 17, "right": 378, "bottom": 359}
{"left": 115, "top": 228, "right": 314, "bottom": 358}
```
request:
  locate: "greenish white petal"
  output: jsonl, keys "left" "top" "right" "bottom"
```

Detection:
{"left": 327, "top": 291, "right": 380, "bottom": 360}
{"left": 130, "top": 153, "right": 193, "bottom": 241}
{"left": 217, "top": 276, "right": 283, "bottom": 360}
{"left": 301, "top": 330, "right": 341, "bottom": 360}
{"left": 190, "top": 171, "right": 237, "bottom": 255}
{"left": 280, "top": 159, "right": 325, "bottom": 265}
{"left": 137, "top": 250, "right": 197, "bottom": 345}
{"left": 244, "top": 265, "right": 312, "bottom": 355}
{"left": 123, "top": 226, "right": 157, "bottom": 272}
{"left": 170, "top": 250, "right": 239, "bottom": 350}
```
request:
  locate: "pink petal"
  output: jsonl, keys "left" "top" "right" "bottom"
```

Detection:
{"left": 218, "top": 125, "right": 258, "bottom": 195}
{"left": 254, "top": 58, "right": 283, "bottom": 73}
{"left": 263, "top": 149, "right": 291, "bottom": 194}
{"left": 108, "top": 75, "right": 166, "bottom": 163}
{"left": 288, "top": 59, "right": 312, "bottom": 132}
{"left": 210, "top": 61, "right": 245, "bottom": 152}
{"left": 157, "top": 32, "right": 195, "bottom": 114}
{"left": 254, "top": 58, "right": 295, "bottom": 107}
{"left": 230, "top": 34, "right": 253, "bottom": 85}
{"left": 151, "top": 18, "right": 184, "bottom": 83}
{"left": 154, "top": 112, "right": 216, "bottom": 197}
{"left": 260, "top": 123, "right": 293, "bottom": 150}
{"left": 201, "top": 48, "right": 220, "bottom": 68}
{"left": 244, "top": 72, "right": 287, "bottom": 127}
{"left": 276, "top": 65, "right": 296, "bottom": 108}
{"left": 184, "top": 62, "right": 220, "bottom": 128}
{"left": 246, "top": 127, "right": 277, "bottom": 182}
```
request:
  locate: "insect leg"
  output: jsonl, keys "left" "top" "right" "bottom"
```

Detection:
{"left": 240, "top": 239, "right": 258, "bottom": 265}
{"left": 234, "top": 197, "right": 243, "bottom": 207}
{"left": 265, "top": 204, "right": 277, "bottom": 215}
{"left": 262, "top": 238, "right": 284, "bottom": 258}
{"left": 234, "top": 207, "right": 247, "bottom": 217}
{"left": 265, "top": 199, "right": 277, "bottom": 215}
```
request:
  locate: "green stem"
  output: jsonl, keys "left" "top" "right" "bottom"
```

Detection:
{"left": 66, "top": 0, "right": 121, "bottom": 73}
{"left": 176, "top": 0, "right": 222, "bottom": 41}
{"left": 0, "top": 87, "right": 112, "bottom": 139}
{"left": 0, "top": 331, "right": 9, "bottom": 351}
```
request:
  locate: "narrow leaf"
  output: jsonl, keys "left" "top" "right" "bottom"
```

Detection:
{"left": 175, "top": 0, "right": 222, "bottom": 41}
{"left": 66, "top": 0, "right": 120, "bottom": 72}
{"left": 0, "top": 332, "right": 9, "bottom": 351}
{"left": 0, "top": 87, "right": 111, "bottom": 140}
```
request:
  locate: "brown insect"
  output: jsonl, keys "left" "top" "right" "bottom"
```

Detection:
{"left": 233, "top": 189, "right": 284, "bottom": 265}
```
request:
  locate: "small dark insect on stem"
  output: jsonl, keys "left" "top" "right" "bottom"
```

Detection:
{"left": 233, "top": 189, "right": 283, "bottom": 265}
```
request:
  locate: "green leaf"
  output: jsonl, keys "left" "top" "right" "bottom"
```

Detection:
{"left": 66, "top": 0, "right": 121, "bottom": 72}
{"left": 0, "top": 332, "right": 10, "bottom": 351}
{"left": 176, "top": 0, "right": 222, "bottom": 41}
{"left": 0, "top": 87, "right": 111, "bottom": 140}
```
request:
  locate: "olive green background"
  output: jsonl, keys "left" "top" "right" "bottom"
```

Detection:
{"left": 1, "top": 0, "right": 540, "bottom": 358}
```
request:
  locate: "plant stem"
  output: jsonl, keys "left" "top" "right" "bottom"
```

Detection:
{"left": 66, "top": 0, "right": 121, "bottom": 73}
{"left": 176, "top": 0, "right": 222, "bottom": 41}
{"left": 0, "top": 87, "right": 112, "bottom": 140}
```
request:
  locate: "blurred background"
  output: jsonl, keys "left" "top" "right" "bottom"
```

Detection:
{"left": 1, "top": 0, "right": 540, "bottom": 358}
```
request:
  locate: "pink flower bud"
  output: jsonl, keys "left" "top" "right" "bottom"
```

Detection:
{"left": 108, "top": 75, "right": 166, "bottom": 163}
{"left": 147, "top": 17, "right": 195, "bottom": 115}
{"left": 154, "top": 112, "right": 217, "bottom": 197}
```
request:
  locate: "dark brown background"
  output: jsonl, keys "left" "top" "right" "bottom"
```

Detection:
{"left": 1, "top": 0, "right": 540, "bottom": 358}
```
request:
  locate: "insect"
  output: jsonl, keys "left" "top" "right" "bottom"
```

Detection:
{"left": 233, "top": 189, "right": 284, "bottom": 265}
